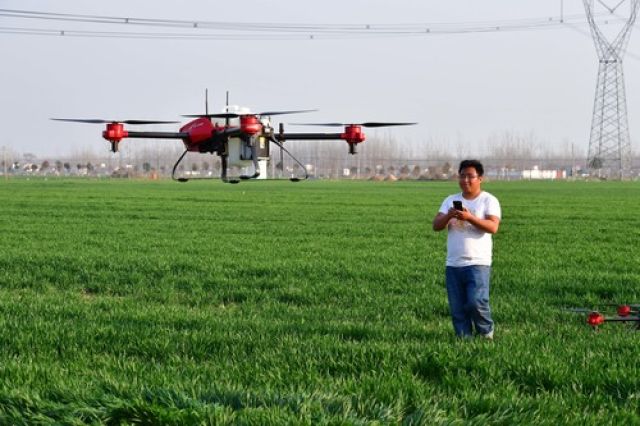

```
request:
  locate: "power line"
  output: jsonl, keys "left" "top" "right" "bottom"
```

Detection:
{"left": 0, "top": 21, "right": 627, "bottom": 41}
{"left": 0, "top": 26, "right": 331, "bottom": 40}
{"left": 0, "top": 8, "right": 601, "bottom": 30}
{"left": 0, "top": 7, "right": 619, "bottom": 38}
{"left": 0, "top": 7, "right": 637, "bottom": 60}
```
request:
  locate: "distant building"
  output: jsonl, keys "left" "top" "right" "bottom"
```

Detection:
{"left": 522, "top": 166, "right": 566, "bottom": 180}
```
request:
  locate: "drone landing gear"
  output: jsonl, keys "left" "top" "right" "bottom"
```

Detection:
{"left": 269, "top": 136, "right": 308, "bottom": 182}
{"left": 171, "top": 140, "right": 307, "bottom": 184}
{"left": 172, "top": 150, "right": 223, "bottom": 183}
{"left": 172, "top": 150, "right": 190, "bottom": 182}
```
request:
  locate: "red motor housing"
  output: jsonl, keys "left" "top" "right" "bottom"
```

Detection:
{"left": 341, "top": 125, "right": 366, "bottom": 154}
{"left": 102, "top": 122, "right": 128, "bottom": 142}
{"left": 617, "top": 305, "right": 631, "bottom": 317}
{"left": 240, "top": 115, "right": 262, "bottom": 136}
{"left": 341, "top": 125, "right": 366, "bottom": 144}
{"left": 587, "top": 312, "right": 605, "bottom": 327}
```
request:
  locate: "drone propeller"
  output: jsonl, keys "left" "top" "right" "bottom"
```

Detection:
{"left": 51, "top": 118, "right": 179, "bottom": 125}
{"left": 258, "top": 109, "right": 317, "bottom": 117}
{"left": 182, "top": 109, "right": 317, "bottom": 119}
{"left": 289, "top": 121, "right": 417, "bottom": 128}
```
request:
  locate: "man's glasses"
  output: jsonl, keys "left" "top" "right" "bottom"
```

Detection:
{"left": 458, "top": 174, "right": 479, "bottom": 180}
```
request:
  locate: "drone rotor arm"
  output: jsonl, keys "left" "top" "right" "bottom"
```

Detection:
{"left": 602, "top": 316, "right": 640, "bottom": 322}
{"left": 275, "top": 132, "right": 344, "bottom": 141}
{"left": 125, "top": 131, "right": 190, "bottom": 140}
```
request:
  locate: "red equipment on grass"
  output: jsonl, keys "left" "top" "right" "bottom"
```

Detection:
{"left": 566, "top": 304, "right": 640, "bottom": 331}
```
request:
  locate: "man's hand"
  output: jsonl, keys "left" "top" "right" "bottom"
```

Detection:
{"left": 456, "top": 208, "right": 500, "bottom": 234}
{"left": 452, "top": 207, "right": 472, "bottom": 222}
{"left": 434, "top": 207, "right": 499, "bottom": 234}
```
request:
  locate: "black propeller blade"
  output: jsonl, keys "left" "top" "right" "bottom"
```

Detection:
{"left": 289, "top": 122, "right": 417, "bottom": 128}
{"left": 182, "top": 109, "right": 317, "bottom": 119}
{"left": 257, "top": 109, "right": 317, "bottom": 116}
{"left": 181, "top": 113, "right": 237, "bottom": 119}
{"left": 51, "top": 118, "right": 180, "bottom": 125}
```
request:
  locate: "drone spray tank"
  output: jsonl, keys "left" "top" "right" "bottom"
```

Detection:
{"left": 223, "top": 106, "right": 263, "bottom": 179}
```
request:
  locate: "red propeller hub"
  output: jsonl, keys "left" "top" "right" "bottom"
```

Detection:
{"left": 587, "top": 312, "right": 605, "bottom": 327}
{"left": 102, "top": 122, "right": 128, "bottom": 143}
{"left": 342, "top": 125, "right": 366, "bottom": 144}
{"left": 240, "top": 115, "right": 262, "bottom": 136}
{"left": 617, "top": 305, "right": 631, "bottom": 317}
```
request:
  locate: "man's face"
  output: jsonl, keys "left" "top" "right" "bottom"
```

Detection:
{"left": 458, "top": 166, "right": 483, "bottom": 195}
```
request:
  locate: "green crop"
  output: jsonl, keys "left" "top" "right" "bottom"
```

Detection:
{"left": 0, "top": 178, "right": 639, "bottom": 424}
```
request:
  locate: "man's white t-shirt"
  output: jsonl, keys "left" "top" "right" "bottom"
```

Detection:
{"left": 438, "top": 191, "right": 501, "bottom": 267}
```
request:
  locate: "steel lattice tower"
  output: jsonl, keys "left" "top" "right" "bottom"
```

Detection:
{"left": 583, "top": 0, "right": 639, "bottom": 178}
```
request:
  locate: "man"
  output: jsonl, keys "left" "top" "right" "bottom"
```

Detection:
{"left": 432, "top": 160, "right": 501, "bottom": 339}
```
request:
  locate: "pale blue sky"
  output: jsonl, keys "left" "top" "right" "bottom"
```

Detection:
{"left": 1, "top": 0, "right": 638, "bottom": 158}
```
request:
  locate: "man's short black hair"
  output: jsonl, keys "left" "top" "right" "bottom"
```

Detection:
{"left": 459, "top": 159, "right": 484, "bottom": 176}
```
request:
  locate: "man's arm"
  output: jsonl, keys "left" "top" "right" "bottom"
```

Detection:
{"left": 432, "top": 209, "right": 456, "bottom": 231}
{"left": 455, "top": 209, "right": 500, "bottom": 234}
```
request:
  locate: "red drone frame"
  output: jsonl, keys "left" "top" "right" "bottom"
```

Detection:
{"left": 52, "top": 94, "right": 415, "bottom": 183}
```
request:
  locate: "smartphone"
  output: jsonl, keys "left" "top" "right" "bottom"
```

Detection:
{"left": 453, "top": 201, "right": 463, "bottom": 211}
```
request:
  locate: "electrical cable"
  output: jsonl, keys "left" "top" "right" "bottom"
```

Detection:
{"left": 0, "top": 8, "right": 602, "bottom": 31}
{"left": 0, "top": 7, "right": 624, "bottom": 40}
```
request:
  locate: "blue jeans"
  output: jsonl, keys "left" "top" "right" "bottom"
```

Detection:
{"left": 445, "top": 265, "right": 494, "bottom": 337}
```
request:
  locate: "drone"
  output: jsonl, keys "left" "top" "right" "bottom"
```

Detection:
{"left": 565, "top": 304, "right": 640, "bottom": 331}
{"left": 52, "top": 92, "right": 416, "bottom": 184}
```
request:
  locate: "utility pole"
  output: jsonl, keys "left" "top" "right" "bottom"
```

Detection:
{"left": 583, "top": 0, "right": 639, "bottom": 179}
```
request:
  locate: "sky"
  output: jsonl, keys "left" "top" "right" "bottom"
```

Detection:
{"left": 1, "top": 0, "right": 639, "bottom": 159}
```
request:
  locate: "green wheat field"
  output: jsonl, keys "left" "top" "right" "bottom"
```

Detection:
{"left": 0, "top": 178, "right": 639, "bottom": 424}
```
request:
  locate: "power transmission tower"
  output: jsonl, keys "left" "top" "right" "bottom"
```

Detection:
{"left": 583, "top": 0, "right": 639, "bottom": 178}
